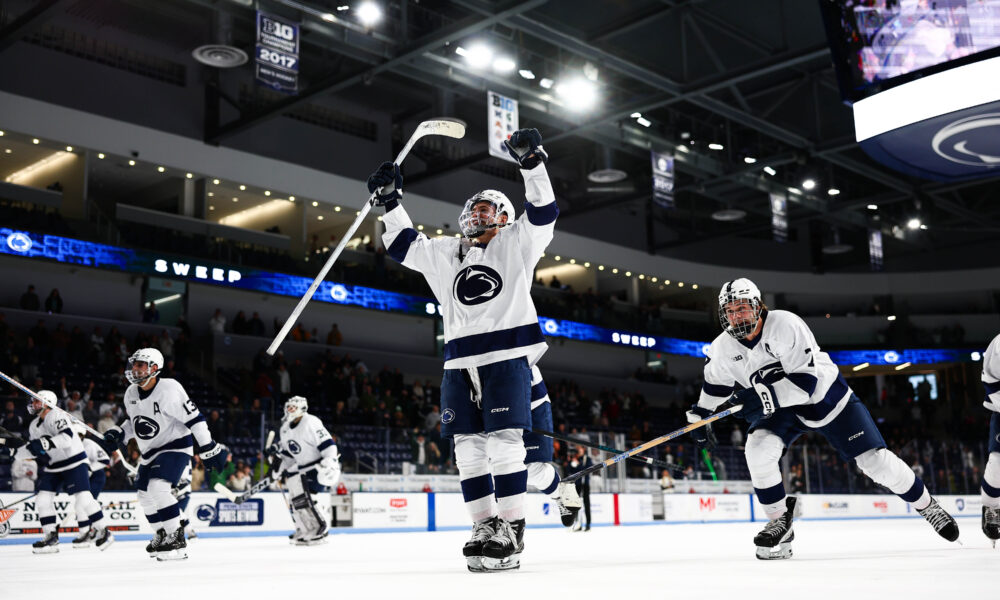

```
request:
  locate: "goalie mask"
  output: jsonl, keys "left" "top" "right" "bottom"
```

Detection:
{"left": 126, "top": 347, "right": 164, "bottom": 385}
{"left": 283, "top": 395, "right": 308, "bottom": 422}
{"left": 718, "top": 278, "right": 763, "bottom": 340}
{"left": 28, "top": 390, "right": 58, "bottom": 415}
{"left": 458, "top": 190, "right": 513, "bottom": 238}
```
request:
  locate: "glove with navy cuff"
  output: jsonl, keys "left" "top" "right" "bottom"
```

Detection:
{"left": 27, "top": 435, "right": 53, "bottom": 458}
{"left": 367, "top": 161, "right": 402, "bottom": 207}
{"left": 685, "top": 405, "right": 717, "bottom": 451}
{"left": 198, "top": 441, "right": 229, "bottom": 474}
{"left": 100, "top": 427, "right": 123, "bottom": 455}
{"left": 503, "top": 128, "right": 548, "bottom": 170}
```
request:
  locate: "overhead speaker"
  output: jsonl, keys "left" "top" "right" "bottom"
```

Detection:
{"left": 192, "top": 45, "right": 248, "bottom": 68}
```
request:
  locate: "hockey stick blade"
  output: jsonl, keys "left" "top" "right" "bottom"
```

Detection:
{"left": 562, "top": 404, "right": 743, "bottom": 484}
{"left": 213, "top": 483, "right": 239, "bottom": 502}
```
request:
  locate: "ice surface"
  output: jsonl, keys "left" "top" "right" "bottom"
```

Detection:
{"left": 2, "top": 519, "right": 992, "bottom": 600}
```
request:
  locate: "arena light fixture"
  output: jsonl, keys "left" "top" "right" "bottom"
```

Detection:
{"left": 239, "top": 184, "right": 246, "bottom": 191}
{"left": 157, "top": 166, "right": 166, "bottom": 172}
{"left": 802, "top": 179, "right": 817, "bottom": 190}
{"left": 894, "top": 362, "right": 912, "bottom": 371}
{"left": 65, "top": 146, "right": 73, "bottom": 152}
{"left": 625, "top": 271, "right": 632, "bottom": 277}
{"left": 232, "top": 197, "right": 238, "bottom": 202}
{"left": 569, "top": 258, "right": 576, "bottom": 264}
{"left": 128, "top": 160, "right": 135, "bottom": 166}
{"left": 356, "top": 2, "right": 382, "bottom": 26}
{"left": 436, "top": 229, "right": 443, "bottom": 235}
{"left": 318, "top": 215, "right": 324, "bottom": 221}
{"left": 288, "top": 195, "right": 295, "bottom": 201}
{"left": 612, "top": 268, "right": 618, "bottom": 274}
{"left": 213, "top": 179, "right": 220, "bottom": 185}
{"left": 708, "top": 142, "right": 724, "bottom": 150}
{"left": 186, "top": 172, "right": 193, "bottom": 179}
{"left": 887, "top": 315, "right": 896, "bottom": 321}
{"left": 788, "top": 187, "right": 802, "bottom": 195}
{"left": 264, "top": 190, "right": 271, "bottom": 196}
{"left": 462, "top": 44, "right": 493, "bottom": 69}
{"left": 744, "top": 156, "right": 757, "bottom": 164}
{"left": 828, "top": 188, "right": 841, "bottom": 196}
{"left": 97, "top": 153, "right": 105, "bottom": 159}
{"left": 664, "top": 280, "right": 670, "bottom": 285}
{"left": 597, "top": 265, "right": 604, "bottom": 270}
{"left": 32, "top": 138, "right": 39, "bottom": 144}
{"left": 4, "top": 149, "right": 11, "bottom": 154}
{"left": 0, "top": 130, "right": 4, "bottom": 136}
{"left": 312, "top": 201, "right": 319, "bottom": 207}
{"left": 678, "top": 282, "right": 684, "bottom": 287}
{"left": 763, "top": 166, "right": 777, "bottom": 176}
{"left": 492, "top": 56, "right": 516, "bottom": 73}
{"left": 554, "top": 255, "right": 561, "bottom": 261}
{"left": 417, "top": 224, "right": 424, "bottom": 231}
{"left": 518, "top": 69, "right": 535, "bottom": 80}
{"left": 907, "top": 218, "right": 922, "bottom": 230}
{"left": 636, "top": 116, "right": 652, "bottom": 127}
{"left": 692, "top": 284, "right": 699, "bottom": 289}
{"left": 4, "top": 151, "right": 75, "bottom": 183}
{"left": 555, "top": 77, "right": 598, "bottom": 111}
{"left": 334, "top": 206, "right": 341, "bottom": 212}
{"left": 852, "top": 362, "right": 870, "bottom": 372}
{"left": 539, "top": 78, "right": 554, "bottom": 89}
{"left": 867, "top": 204, "right": 878, "bottom": 210}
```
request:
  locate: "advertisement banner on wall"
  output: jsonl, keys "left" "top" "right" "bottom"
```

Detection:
{"left": 351, "top": 493, "right": 428, "bottom": 529}
{"left": 488, "top": 91, "right": 519, "bottom": 162}
{"left": 663, "top": 494, "right": 751, "bottom": 522}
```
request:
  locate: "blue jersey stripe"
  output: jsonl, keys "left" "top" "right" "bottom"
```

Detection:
{"left": 317, "top": 439, "right": 335, "bottom": 451}
{"left": 184, "top": 414, "right": 206, "bottom": 428}
{"left": 387, "top": 228, "right": 420, "bottom": 263}
{"left": 141, "top": 434, "right": 193, "bottom": 460}
{"left": 531, "top": 381, "right": 548, "bottom": 401}
{"left": 985, "top": 380, "right": 1000, "bottom": 395}
{"left": 443, "top": 323, "right": 545, "bottom": 362}
{"left": 524, "top": 201, "right": 558, "bottom": 226}
{"left": 47, "top": 451, "right": 87, "bottom": 470}
{"left": 702, "top": 381, "right": 733, "bottom": 398}
{"left": 787, "top": 372, "right": 818, "bottom": 395}
{"left": 792, "top": 375, "right": 849, "bottom": 422}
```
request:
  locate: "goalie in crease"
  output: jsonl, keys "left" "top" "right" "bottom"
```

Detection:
{"left": 266, "top": 395, "right": 341, "bottom": 546}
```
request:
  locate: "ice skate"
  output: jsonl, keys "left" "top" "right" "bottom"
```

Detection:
{"left": 555, "top": 482, "right": 582, "bottom": 527}
{"left": 754, "top": 496, "right": 796, "bottom": 560}
{"left": 155, "top": 527, "right": 188, "bottom": 561}
{"left": 295, "top": 522, "right": 329, "bottom": 546}
{"left": 983, "top": 506, "right": 1000, "bottom": 547}
{"left": 71, "top": 527, "right": 93, "bottom": 548}
{"left": 182, "top": 519, "right": 197, "bottom": 540}
{"left": 482, "top": 518, "right": 525, "bottom": 571}
{"left": 94, "top": 527, "right": 114, "bottom": 551}
{"left": 916, "top": 497, "right": 959, "bottom": 542}
{"left": 146, "top": 528, "right": 167, "bottom": 558}
{"left": 462, "top": 516, "right": 498, "bottom": 572}
{"left": 31, "top": 531, "right": 59, "bottom": 554}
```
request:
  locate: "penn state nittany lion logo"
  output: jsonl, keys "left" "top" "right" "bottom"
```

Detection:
{"left": 287, "top": 440, "right": 302, "bottom": 454}
{"left": 453, "top": 265, "right": 503, "bottom": 306}
{"left": 132, "top": 415, "right": 160, "bottom": 440}
{"left": 441, "top": 408, "right": 456, "bottom": 424}
{"left": 196, "top": 504, "right": 216, "bottom": 522}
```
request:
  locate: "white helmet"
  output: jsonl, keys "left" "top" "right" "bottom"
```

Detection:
{"left": 718, "top": 278, "right": 763, "bottom": 340}
{"left": 28, "top": 390, "right": 58, "bottom": 415}
{"left": 458, "top": 190, "right": 513, "bottom": 238}
{"left": 126, "top": 347, "right": 164, "bottom": 385}
{"left": 283, "top": 396, "right": 308, "bottom": 422}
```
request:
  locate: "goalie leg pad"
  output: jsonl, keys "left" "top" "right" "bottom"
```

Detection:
{"left": 291, "top": 492, "right": 326, "bottom": 542}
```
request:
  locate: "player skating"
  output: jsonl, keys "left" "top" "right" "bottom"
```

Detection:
{"left": 524, "top": 366, "right": 581, "bottom": 526}
{"left": 99, "top": 348, "right": 228, "bottom": 560}
{"left": 21, "top": 390, "right": 113, "bottom": 553}
{"left": 267, "top": 396, "right": 341, "bottom": 545}
{"left": 70, "top": 422, "right": 111, "bottom": 547}
{"left": 370, "top": 128, "right": 557, "bottom": 571}
{"left": 980, "top": 332, "right": 1000, "bottom": 545}
{"left": 688, "top": 279, "right": 959, "bottom": 559}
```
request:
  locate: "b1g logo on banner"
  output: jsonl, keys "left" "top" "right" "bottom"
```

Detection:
{"left": 198, "top": 499, "right": 265, "bottom": 526}
{"left": 488, "top": 91, "right": 519, "bottom": 162}
{"left": 256, "top": 11, "right": 299, "bottom": 94}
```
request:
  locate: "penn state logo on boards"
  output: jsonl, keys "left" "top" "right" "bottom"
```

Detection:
{"left": 453, "top": 265, "right": 503, "bottom": 306}
{"left": 196, "top": 504, "right": 216, "bottom": 522}
{"left": 133, "top": 416, "right": 160, "bottom": 440}
{"left": 287, "top": 440, "right": 302, "bottom": 455}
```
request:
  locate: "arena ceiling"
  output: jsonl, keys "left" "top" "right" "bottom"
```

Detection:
{"left": 2, "top": 0, "right": 999, "bottom": 273}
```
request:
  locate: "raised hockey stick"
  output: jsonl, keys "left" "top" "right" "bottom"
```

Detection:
{"left": 0, "top": 369, "right": 138, "bottom": 475}
{"left": 532, "top": 428, "right": 683, "bottom": 473}
{"left": 266, "top": 117, "right": 467, "bottom": 356}
{"left": 562, "top": 404, "right": 743, "bottom": 484}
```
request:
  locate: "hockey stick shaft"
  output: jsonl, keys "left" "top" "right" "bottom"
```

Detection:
{"left": 0, "top": 369, "right": 138, "bottom": 475}
{"left": 0, "top": 492, "right": 39, "bottom": 510}
{"left": 562, "top": 405, "right": 743, "bottom": 484}
{"left": 266, "top": 118, "right": 466, "bottom": 356}
{"left": 532, "top": 428, "right": 681, "bottom": 473}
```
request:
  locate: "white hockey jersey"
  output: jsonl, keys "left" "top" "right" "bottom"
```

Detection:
{"left": 277, "top": 413, "right": 337, "bottom": 474}
{"left": 28, "top": 409, "right": 86, "bottom": 473}
{"left": 119, "top": 378, "right": 213, "bottom": 466}
{"left": 82, "top": 438, "right": 111, "bottom": 474}
{"left": 530, "top": 365, "right": 550, "bottom": 410}
{"left": 983, "top": 332, "right": 1000, "bottom": 414}
{"left": 382, "top": 163, "right": 558, "bottom": 370}
{"left": 696, "top": 310, "right": 853, "bottom": 428}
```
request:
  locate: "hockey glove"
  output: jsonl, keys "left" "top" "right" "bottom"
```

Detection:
{"left": 685, "top": 405, "right": 717, "bottom": 451}
{"left": 265, "top": 442, "right": 283, "bottom": 462}
{"left": 100, "top": 427, "right": 124, "bottom": 455}
{"left": 732, "top": 387, "right": 775, "bottom": 422}
{"left": 199, "top": 441, "right": 229, "bottom": 474}
{"left": 366, "top": 161, "right": 402, "bottom": 206}
{"left": 503, "top": 128, "right": 548, "bottom": 170}
{"left": 27, "top": 435, "right": 54, "bottom": 457}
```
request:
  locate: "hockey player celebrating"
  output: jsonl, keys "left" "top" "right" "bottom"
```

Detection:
{"left": 980, "top": 332, "right": 1000, "bottom": 544}
{"left": 268, "top": 395, "right": 341, "bottom": 545}
{"left": 688, "top": 279, "right": 959, "bottom": 559}
{"left": 524, "top": 366, "right": 581, "bottom": 526}
{"left": 99, "top": 348, "right": 228, "bottom": 560}
{"left": 370, "top": 127, "right": 557, "bottom": 572}
{"left": 72, "top": 422, "right": 111, "bottom": 547}
{"left": 22, "top": 390, "right": 113, "bottom": 553}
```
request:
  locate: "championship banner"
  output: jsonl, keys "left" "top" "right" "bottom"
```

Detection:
{"left": 868, "top": 229, "right": 884, "bottom": 271}
{"left": 651, "top": 151, "right": 675, "bottom": 209}
{"left": 770, "top": 192, "right": 788, "bottom": 242}
{"left": 488, "top": 90, "right": 519, "bottom": 163}
{"left": 255, "top": 11, "right": 299, "bottom": 94}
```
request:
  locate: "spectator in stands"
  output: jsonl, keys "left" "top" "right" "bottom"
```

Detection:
{"left": 252, "top": 452, "right": 269, "bottom": 482}
{"left": 19, "top": 285, "right": 40, "bottom": 311}
{"left": 549, "top": 275, "right": 561, "bottom": 289}
{"left": 277, "top": 363, "right": 291, "bottom": 398}
{"left": 20, "top": 336, "right": 39, "bottom": 381}
{"left": 209, "top": 308, "right": 226, "bottom": 333}
{"left": 65, "top": 398, "right": 84, "bottom": 421}
{"left": 98, "top": 391, "right": 120, "bottom": 422}
{"left": 424, "top": 405, "right": 441, "bottom": 431}
{"left": 248, "top": 312, "right": 265, "bottom": 337}
{"left": 326, "top": 323, "right": 343, "bottom": 346}
{"left": 89, "top": 326, "right": 105, "bottom": 364}
{"left": 159, "top": 329, "right": 174, "bottom": 361}
{"left": 191, "top": 457, "right": 206, "bottom": 491}
{"left": 206, "top": 409, "right": 227, "bottom": 439}
{"left": 231, "top": 310, "right": 248, "bottom": 335}
{"left": 12, "top": 451, "right": 37, "bottom": 491}
{"left": 659, "top": 469, "right": 676, "bottom": 493}
{"left": 228, "top": 461, "right": 250, "bottom": 492}
{"left": 44, "top": 288, "right": 63, "bottom": 314}
{"left": 142, "top": 301, "right": 159, "bottom": 323}
{"left": 209, "top": 454, "right": 235, "bottom": 490}
{"left": 411, "top": 432, "right": 439, "bottom": 475}
{"left": 83, "top": 398, "right": 99, "bottom": 425}
{"left": 1, "top": 400, "right": 25, "bottom": 434}
{"left": 97, "top": 408, "right": 117, "bottom": 434}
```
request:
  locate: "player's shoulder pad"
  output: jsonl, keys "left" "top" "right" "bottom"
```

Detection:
{"left": 705, "top": 331, "right": 732, "bottom": 357}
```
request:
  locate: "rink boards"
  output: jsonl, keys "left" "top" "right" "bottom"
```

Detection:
{"left": 0, "top": 491, "right": 983, "bottom": 542}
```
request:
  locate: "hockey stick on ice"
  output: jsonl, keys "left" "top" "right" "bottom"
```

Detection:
{"left": 0, "top": 369, "right": 138, "bottom": 475}
{"left": 266, "top": 117, "right": 467, "bottom": 356}
{"left": 532, "top": 428, "right": 683, "bottom": 474}
{"left": 562, "top": 404, "right": 743, "bottom": 484}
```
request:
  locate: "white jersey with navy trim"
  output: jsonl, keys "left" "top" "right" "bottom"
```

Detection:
{"left": 381, "top": 163, "right": 557, "bottom": 369}
{"left": 983, "top": 332, "right": 1000, "bottom": 413}
{"left": 696, "top": 310, "right": 852, "bottom": 428}
{"left": 119, "top": 378, "right": 212, "bottom": 466}
{"left": 277, "top": 413, "right": 337, "bottom": 473}
{"left": 82, "top": 438, "right": 111, "bottom": 474}
{"left": 28, "top": 409, "right": 86, "bottom": 473}
{"left": 530, "top": 365, "right": 550, "bottom": 410}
